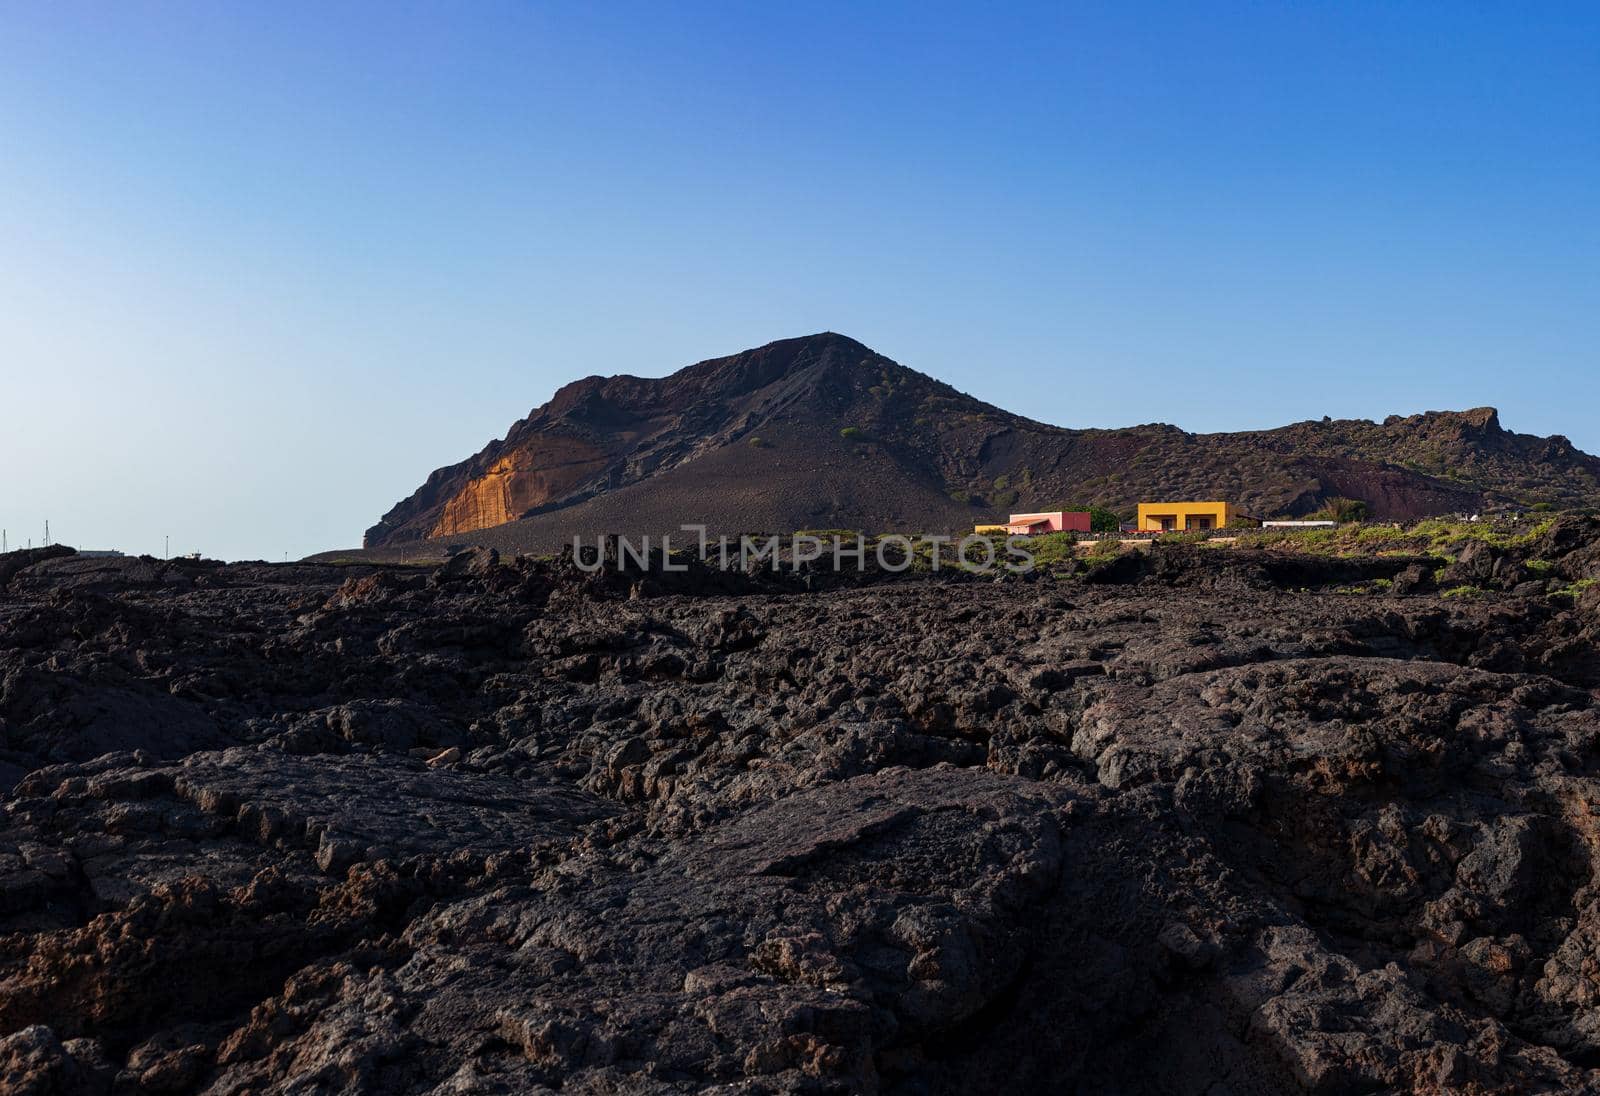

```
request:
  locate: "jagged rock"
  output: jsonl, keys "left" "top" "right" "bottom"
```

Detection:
{"left": 0, "top": 540, "right": 1599, "bottom": 1091}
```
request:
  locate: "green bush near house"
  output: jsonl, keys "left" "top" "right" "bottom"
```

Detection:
{"left": 1082, "top": 538, "right": 1122, "bottom": 563}
{"left": 1092, "top": 506, "right": 1122, "bottom": 532}
{"left": 1021, "top": 532, "right": 1080, "bottom": 567}
{"left": 1312, "top": 497, "right": 1369, "bottom": 522}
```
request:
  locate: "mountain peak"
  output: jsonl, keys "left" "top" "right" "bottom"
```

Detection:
{"left": 363, "top": 339, "right": 1600, "bottom": 551}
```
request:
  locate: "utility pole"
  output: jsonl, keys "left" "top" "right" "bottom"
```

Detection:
{"left": 165, "top": 535, "right": 169, "bottom": 559}
{"left": 44, "top": 520, "right": 49, "bottom": 546}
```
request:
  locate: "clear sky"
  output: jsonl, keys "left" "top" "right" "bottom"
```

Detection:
{"left": 1, "top": 2, "right": 1595, "bottom": 560}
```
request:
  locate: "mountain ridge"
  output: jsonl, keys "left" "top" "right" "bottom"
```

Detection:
{"left": 364, "top": 334, "right": 1600, "bottom": 551}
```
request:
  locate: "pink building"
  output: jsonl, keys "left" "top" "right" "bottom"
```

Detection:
{"left": 1003, "top": 511, "right": 1091, "bottom": 535}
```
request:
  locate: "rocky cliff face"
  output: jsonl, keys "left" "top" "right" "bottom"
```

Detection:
{"left": 366, "top": 334, "right": 1600, "bottom": 550}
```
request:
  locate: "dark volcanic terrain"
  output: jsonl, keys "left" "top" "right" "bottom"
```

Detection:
{"left": 5, "top": 526, "right": 1600, "bottom": 1094}
{"left": 363, "top": 334, "right": 1600, "bottom": 556}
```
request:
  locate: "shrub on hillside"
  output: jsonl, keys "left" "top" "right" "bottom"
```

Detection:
{"left": 1313, "top": 497, "right": 1369, "bottom": 522}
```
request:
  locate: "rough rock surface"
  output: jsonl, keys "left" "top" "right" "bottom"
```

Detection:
{"left": 3, "top": 530, "right": 1600, "bottom": 1094}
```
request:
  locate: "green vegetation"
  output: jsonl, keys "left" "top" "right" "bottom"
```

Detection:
{"left": 746, "top": 435, "right": 771, "bottom": 448}
{"left": 1311, "top": 497, "right": 1369, "bottom": 522}
{"left": 992, "top": 475, "right": 1010, "bottom": 491}
{"left": 1412, "top": 516, "right": 1556, "bottom": 554}
{"left": 1087, "top": 505, "right": 1120, "bottom": 533}
{"left": 946, "top": 488, "right": 971, "bottom": 504}
{"left": 1531, "top": 501, "right": 1557, "bottom": 512}
{"left": 839, "top": 426, "right": 866, "bottom": 440}
{"left": 1525, "top": 558, "right": 1554, "bottom": 576}
{"left": 1061, "top": 503, "right": 1122, "bottom": 533}
{"left": 1552, "top": 577, "right": 1598, "bottom": 601}
{"left": 1082, "top": 538, "right": 1123, "bottom": 564}
{"left": 1018, "top": 531, "right": 1081, "bottom": 567}
{"left": 992, "top": 488, "right": 1020, "bottom": 508}
{"left": 1231, "top": 517, "right": 1555, "bottom": 560}
{"left": 1439, "top": 585, "right": 1485, "bottom": 599}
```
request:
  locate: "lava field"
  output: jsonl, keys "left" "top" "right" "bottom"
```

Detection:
{"left": 3, "top": 529, "right": 1600, "bottom": 1094}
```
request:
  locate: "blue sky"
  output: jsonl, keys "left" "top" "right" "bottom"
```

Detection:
{"left": 1, "top": 2, "right": 1595, "bottom": 559}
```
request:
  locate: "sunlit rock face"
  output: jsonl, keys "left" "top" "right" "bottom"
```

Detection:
{"left": 429, "top": 440, "right": 610, "bottom": 538}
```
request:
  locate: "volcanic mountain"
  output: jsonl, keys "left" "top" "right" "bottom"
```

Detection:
{"left": 364, "top": 333, "right": 1600, "bottom": 552}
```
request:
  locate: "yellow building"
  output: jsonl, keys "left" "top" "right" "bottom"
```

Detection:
{"left": 1137, "top": 501, "right": 1233, "bottom": 532}
{"left": 973, "top": 523, "right": 1008, "bottom": 534}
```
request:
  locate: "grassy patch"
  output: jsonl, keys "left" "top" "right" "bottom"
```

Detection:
{"left": 1081, "top": 538, "right": 1124, "bottom": 565}
{"left": 1013, "top": 531, "right": 1081, "bottom": 567}
{"left": 1412, "top": 517, "right": 1556, "bottom": 554}
{"left": 1551, "top": 577, "right": 1598, "bottom": 601}
{"left": 1231, "top": 518, "right": 1552, "bottom": 560}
